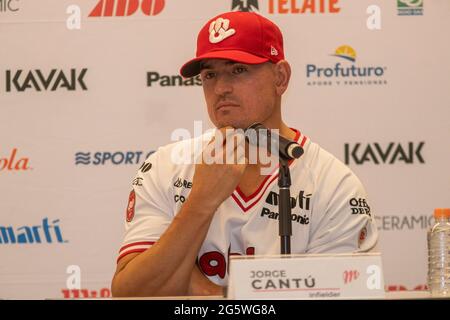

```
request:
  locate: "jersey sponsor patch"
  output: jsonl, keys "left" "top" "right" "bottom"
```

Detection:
{"left": 126, "top": 190, "right": 136, "bottom": 222}
{"left": 358, "top": 227, "right": 367, "bottom": 248}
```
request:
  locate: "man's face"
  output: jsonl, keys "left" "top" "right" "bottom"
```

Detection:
{"left": 199, "top": 59, "right": 279, "bottom": 129}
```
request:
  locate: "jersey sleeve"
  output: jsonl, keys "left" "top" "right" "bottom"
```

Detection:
{"left": 117, "top": 149, "right": 174, "bottom": 263}
{"left": 306, "top": 157, "right": 379, "bottom": 254}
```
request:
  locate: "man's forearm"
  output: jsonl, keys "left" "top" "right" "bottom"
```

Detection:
{"left": 188, "top": 264, "right": 223, "bottom": 296}
{"left": 112, "top": 196, "right": 217, "bottom": 297}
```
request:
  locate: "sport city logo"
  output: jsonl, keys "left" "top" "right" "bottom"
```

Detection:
{"left": 306, "top": 45, "right": 387, "bottom": 87}
{"left": 397, "top": 0, "right": 423, "bottom": 16}
{"left": 0, "top": 0, "right": 20, "bottom": 12}
{"left": 0, "top": 218, "right": 67, "bottom": 244}
{"left": 89, "top": 0, "right": 165, "bottom": 17}
{"left": 0, "top": 148, "right": 31, "bottom": 172}
{"left": 75, "top": 150, "right": 155, "bottom": 166}
{"left": 376, "top": 214, "right": 433, "bottom": 231}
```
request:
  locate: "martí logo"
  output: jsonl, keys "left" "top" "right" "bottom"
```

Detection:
{"left": 0, "top": 148, "right": 32, "bottom": 172}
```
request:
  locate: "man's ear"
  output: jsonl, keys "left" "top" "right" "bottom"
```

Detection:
{"left": 274, "top": 60, "right": 291, "bottom": 96}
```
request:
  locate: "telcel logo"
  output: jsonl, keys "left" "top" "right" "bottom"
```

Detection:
{"left": 0, "top": 218, "right": 67, "bottom": 244}
{"left": 75, "top": 151, "right": 155, "bottom": 166}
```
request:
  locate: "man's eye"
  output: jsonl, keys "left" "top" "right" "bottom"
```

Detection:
{"left": 233, "top": 66, "right": 247, "bottom": 74}
{"left": 203, "top": 72, "right": 215, "bottom": 80}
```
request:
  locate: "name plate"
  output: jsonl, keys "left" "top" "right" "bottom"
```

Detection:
{"left": 228, "top": 253, "right": 385, "bottom": 299}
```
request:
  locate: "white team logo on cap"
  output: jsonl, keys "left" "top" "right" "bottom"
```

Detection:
{"left": 209, "top": 17, "right": 236, "bottom": 44}
{"left": 271, "top": 46, "right": 278, "bottom": 56}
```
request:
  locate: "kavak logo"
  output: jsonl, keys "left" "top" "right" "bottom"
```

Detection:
{"left": 147, "top": 72, "right": 202, "bottom": 87}
{"left": 344, "top": 142, "right": 425, "bottom": 165}
{"left": 0, "top": 148, "right": 31, "bottom": 172}
{"left": 89, "top": 0, "right": 165, "bottom": 17}
{"left": 231, "top": 0, "right": 259, "bottom": 12}
{"left": 306, "top": 45, "right": 387, "bottom": 87}
{"left": 5, "top": 69, "right": 88, "bottom": 92}
{"left": 0, "top": 0, "right": 20, "bottom": 12}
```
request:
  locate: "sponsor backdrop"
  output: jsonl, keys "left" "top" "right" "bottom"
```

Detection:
{"left": 0, "top": 0, "right": 449, "bottom": 298}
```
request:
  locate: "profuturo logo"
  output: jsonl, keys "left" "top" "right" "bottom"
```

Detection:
{"left": 306, "top": 45, "right": 388, "bottom": 87}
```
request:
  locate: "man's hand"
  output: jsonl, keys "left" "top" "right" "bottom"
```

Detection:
{"left": 189, "top": 127, "right": 248, "bottom": 211}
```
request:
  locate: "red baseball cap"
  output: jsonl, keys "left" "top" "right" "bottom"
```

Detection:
{"left": 180, "top": 11, "right": 285, "bottom": 78}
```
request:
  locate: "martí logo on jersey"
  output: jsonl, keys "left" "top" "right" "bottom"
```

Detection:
{"left": 306, "top": 45, "right": 388, "bottom": 87}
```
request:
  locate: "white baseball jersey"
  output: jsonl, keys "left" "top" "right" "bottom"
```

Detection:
{"left": 118, "top": 129, "right": 378, "bottom": 286}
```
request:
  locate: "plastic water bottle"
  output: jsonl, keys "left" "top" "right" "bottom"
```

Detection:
{"left": 427, "top": 208, "right": 450, "bottom": 296}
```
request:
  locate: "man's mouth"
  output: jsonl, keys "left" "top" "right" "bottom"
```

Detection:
{"left": 216, "top": 102, "right": 240, "bottom": 111}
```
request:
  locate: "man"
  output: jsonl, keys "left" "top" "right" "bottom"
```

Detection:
{"left": 111, "top": 11, "right": 378, "bottom": 297}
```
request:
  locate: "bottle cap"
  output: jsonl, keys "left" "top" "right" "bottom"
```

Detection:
{"left": 434, "top": 208, "right": 450, "bottom": 218}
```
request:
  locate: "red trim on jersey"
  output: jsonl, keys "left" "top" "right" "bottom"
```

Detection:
{"left": 119, "top": 241, "right": 155, "bottom": 253}
{"left": 300, "top": 135, "right": 307, "bottom": 147}
{"left": 234, "top": 169, "right": 275, "bottom": 202}
{"left": 232, "top": 128, "right": 305, "bottom": 212}
{"left": 116, "top": 248, "right": 148, "bottom": 264}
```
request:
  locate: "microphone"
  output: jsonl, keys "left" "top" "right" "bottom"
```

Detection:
{"left": 245, "top": 123, "right": 304, "bottom": 160}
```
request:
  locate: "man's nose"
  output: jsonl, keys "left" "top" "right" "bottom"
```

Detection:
{"left": 214, "top": 74, "right": 233, "bottom": 96}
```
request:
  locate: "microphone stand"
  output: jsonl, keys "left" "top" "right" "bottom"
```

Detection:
{"left": 278, "top": 156, "right": 292, "bottom": 254}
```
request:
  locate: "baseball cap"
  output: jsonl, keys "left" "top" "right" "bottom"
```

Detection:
{"left": 180, "top": 11, "right": 285, "bottom": 78}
